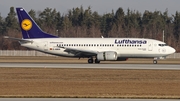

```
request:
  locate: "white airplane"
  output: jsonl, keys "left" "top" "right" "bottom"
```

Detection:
{"left": 5, "top": 7, "right": 176, "bottom": 64}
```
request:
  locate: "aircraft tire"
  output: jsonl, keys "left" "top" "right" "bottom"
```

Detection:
{"left": 95, "top": 58, "right": 100, "bottom": 63}
{"left": 88, "top": 58, "right": 93, "bottom": 63}
{"left": 153, "top": 60, "right": 157, "bottom": 64}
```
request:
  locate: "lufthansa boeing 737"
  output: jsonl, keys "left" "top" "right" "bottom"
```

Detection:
{"left": 5, "top": 7, "right": 176, "bottom": 64}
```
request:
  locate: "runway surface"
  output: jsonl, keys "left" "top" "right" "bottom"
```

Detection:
{"left": 0, "top": 98, "right": 178, "bottom": 101}
{"left": 0, "top": 63, "right": 179, "bottom": 70}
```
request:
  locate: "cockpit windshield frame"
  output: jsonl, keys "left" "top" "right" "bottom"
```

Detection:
{"left": 158, "top": 44, "right": 168, "bottom": 47}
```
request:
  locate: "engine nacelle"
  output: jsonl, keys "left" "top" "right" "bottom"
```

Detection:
{"left": 97, "top": 51, "right": 117, "bottom": 61}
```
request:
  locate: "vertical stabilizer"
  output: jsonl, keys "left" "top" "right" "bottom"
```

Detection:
{"left": 16, "top": 7, "right": 58, "bottom": 39}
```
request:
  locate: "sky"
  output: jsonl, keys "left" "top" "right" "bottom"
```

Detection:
{"left": 0, "top": 0, "right": 180, "bottom": 17}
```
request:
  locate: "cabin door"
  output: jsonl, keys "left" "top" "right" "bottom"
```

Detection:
{"left": 44, "top": 41, "right": 48, "bottom": 51}
{"left": 148, "top": 42, "right": 153, "bottom": 51}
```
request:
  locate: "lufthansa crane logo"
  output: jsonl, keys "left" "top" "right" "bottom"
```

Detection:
{"left": 21, "top": 19, "right": 32, "bottom": 31}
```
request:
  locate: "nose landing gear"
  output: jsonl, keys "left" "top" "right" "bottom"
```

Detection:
{"left": 153, "top": 60, "right": 157, "bottom": 64}
{"left": 153, "top": 57, "right": 158, "bottom": 64}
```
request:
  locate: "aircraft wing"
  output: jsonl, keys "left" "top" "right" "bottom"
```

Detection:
{"left": 58, "top": 46, "right": 97, "bottom": 57}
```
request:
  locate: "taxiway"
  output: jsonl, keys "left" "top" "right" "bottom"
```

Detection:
{"left": 0, "top": 63, "right": 179, "bottom": 70}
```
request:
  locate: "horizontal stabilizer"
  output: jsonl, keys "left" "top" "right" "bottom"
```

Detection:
{"left": 4, "top": 36, "right": 33, "bottom": 43}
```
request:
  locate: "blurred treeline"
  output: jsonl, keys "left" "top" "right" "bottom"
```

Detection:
{"left": 0, "top": 7, "right": 180, "bottom": 52}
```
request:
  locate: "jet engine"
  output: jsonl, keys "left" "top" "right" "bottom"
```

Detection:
{"left": 97, "top": 51, "right": 117, "bottom": 61}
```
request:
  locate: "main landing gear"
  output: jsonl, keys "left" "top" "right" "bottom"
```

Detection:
{"left": 88, "top": 57, "right": 100, "bottom": 64}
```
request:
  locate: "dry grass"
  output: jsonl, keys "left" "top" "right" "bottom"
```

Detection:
{"left": 0, "top": 56, "right": 180, "bottom": 98}
{"left": 0, "top": 68, "right": 180, "bottom": 98}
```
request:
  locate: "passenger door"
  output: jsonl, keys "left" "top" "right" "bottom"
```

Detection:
{"left": 148, "top": 42, "right": 153, "bottom": 51}
{"left": 44, "top": 41, "right": 48, "bottom": 51}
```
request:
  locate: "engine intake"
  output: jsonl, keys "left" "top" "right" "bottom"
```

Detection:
{"left": 97, "top": 51, "right": 117, "bottom": 61}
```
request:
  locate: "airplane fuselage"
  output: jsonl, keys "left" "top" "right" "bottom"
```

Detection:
{"left": 20, "top": 38, "right": 175, "bottom": 59}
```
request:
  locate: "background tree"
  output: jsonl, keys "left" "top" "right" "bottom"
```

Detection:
{"left": 112, "top": 7, "right": 125, "bottom": 37}
{"left": 5, "top": 7, "right": 19, "bottom": 31}
{"left": 39, "top": 7, "right": 58, "bottom": 34}
{"left": 0, "top": 6, "right": 180, "bottom": 52}
{"left": 173, "top": 11, "right": 180, "bottom": 49}
{"left": 0, "top": 13, "right": 5, "bottom": 35}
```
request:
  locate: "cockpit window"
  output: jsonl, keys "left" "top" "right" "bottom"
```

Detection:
{"left": 158, "top": 44, "right": 168, "bottom": 47}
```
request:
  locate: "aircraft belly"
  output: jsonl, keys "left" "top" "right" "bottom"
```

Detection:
{"left": 118, "top": 54, "right": 167, "bottom": 58}
{"left": 116, "top": 48, "right": 167, "bottom": 58}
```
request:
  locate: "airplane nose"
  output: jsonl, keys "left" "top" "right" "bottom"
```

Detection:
{"left": 169, "top": 47, "right": 176, "bottom": 54}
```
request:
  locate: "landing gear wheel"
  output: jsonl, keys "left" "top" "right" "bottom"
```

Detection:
{"left": 153, "top": 60, "right": 157, "bottom": 64}
{"left": 88, "top": 58, "right": 93, "bottom": 63}
{"left": 95, "top": 58, "right": 100, "bottom": 64}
